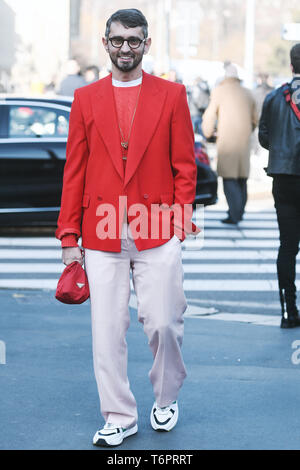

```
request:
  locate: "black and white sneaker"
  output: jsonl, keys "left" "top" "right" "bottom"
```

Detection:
{"left": 93, "top": 422, "right": 138, "bottom": 447}
{"left": 150, "top": 401, "right": 178, "bottom": 431}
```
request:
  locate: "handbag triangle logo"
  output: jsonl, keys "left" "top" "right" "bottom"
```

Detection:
{"left": 77, "top": 282, "right": 85, "bottom": 289}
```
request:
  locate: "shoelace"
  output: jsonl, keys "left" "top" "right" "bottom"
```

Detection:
{"left": 156, "top": 402, "right": 176, "bottom": 415}
{"left": 104, "top": 423, "right": 119, "bottom": 430}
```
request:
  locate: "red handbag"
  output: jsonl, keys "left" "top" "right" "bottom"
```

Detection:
{"left": 55, "top": 261, "right": 90, "bottom": 304}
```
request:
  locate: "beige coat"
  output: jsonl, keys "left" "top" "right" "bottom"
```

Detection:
{"left": 202, "top": 77, "right": 258, "bottom": 178}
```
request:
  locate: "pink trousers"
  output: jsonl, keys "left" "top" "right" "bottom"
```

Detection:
{"left": 84, "top": 224, "right": 187, "bottom": 428}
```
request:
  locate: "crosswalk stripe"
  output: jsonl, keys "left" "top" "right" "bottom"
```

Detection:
{"left": 0, "top": 238, "right": 61, "bottom": 247}
{"left": 0, "top": 208, "right": 295, "bottom": 331}
{"left": 182, "top": 250, "right": 279, "bottom": 260}
{"left": 0, "top": 239, "right": 279, "bottom": 250}
{"left": 0, "top": 248, "right": 288, "bottom": 261}
{"left": 182, "top": 279, "right": 300, "bottom": 291}
{"left": 201, "top": 229, "right": 279, "bottom": 238}
{"left": 239, "top": 230, "right": 279, "bottom": 238}
{"left": 182, "top": 263, "right": 300, "bottom": 274}
{"left": 0, "top": 279, "right": 58, "bottom": 289}
{"left": 0, "top": 249, "right": 61, "bottom": 259}
{"left": 1, "top": 262, "right": 299, "bottom": 274}
{"left": 185, "top": 239, "right": 279, "bottom": 248}
{"left": 0, "top": 263, "right": 64, "bottom": 273}
{"left": 1, "top": 278, "right": 299, "bottom": 292}
{"left": 200, "top": 211, "right": 277, "bottom": 220}
{"left": 184, "top": 311, "right": 281, "bottom": 327}
{"left": 204, "top": 220, "right": 278, "bottom": 228}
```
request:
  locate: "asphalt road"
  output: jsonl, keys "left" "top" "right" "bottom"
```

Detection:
{"left": 1, "top": 288, "right": 300, "bottom": 451}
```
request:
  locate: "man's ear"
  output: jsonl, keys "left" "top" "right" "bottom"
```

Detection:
{"left": 102, "top": 36, "right": 109, "bottom": 53}
{"left": 143, "top": 37, "right": 152, "bottom": 55}
{"left": 291, "top": 63, "right": 295, "bottom": 73}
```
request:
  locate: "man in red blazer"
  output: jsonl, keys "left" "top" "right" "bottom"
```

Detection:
{"left": 56, "top": 8, "right": 197, "bottom": 447}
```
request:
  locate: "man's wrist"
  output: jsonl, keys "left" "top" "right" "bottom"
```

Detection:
{"left": 61, "top": 234, "right": 79, "bottom": 248}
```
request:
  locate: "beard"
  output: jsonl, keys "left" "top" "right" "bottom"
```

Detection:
{"left": 109, "top": 49, "right": 144, "bottom": 73}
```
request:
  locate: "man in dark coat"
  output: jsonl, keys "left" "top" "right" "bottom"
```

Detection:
{"left": 259, "top": 43, "right": 300, "bottom": 328}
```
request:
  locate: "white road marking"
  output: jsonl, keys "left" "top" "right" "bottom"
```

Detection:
{"left": 185, "top": 239, "right": 279, "bottom": 248}
{"left": 2, "top": 262, "right": 293, "bottom": 274}
{"left": 0, "top": 211, "right": 292, "bottom": 328}
{"left": 204, "top": 220, "right": 278, "bottom": 228}
{"left": 183, "top": 279, "right": 300, "bottom": 291}
{"left": 0, "top": 249, "right": 61, "bottom": 259}
{"left": 202, "top": 211, "right": 276, "bottom": 220}
{"left": 185, "top": 311, "right": 281, "bottom": 327}
{"left": 201, "top": 229, "right": 279, "bottom": 238}
{"left": 0, "top": 237, "right": 61, "bottom": 247}
{"left": 0, "top": 279, "right": 58, "bottom": 289}
{"left": 182, "top": 250, "right": 278, "bottom": 260}
{"left": 182, "top": 263, "right": 299, "bottom": 274}
{"left": 0, "top": 263, "right": 63, "bottom": 273}
{"left": 1, "top": 278, "right": 299, "bottom": 292}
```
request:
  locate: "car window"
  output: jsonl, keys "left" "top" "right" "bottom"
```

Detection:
{"left": 8, "top": 105, "right": 69, "bottom": 138}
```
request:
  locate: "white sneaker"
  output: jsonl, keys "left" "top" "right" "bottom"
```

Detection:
{"left": 93, "top": 422, "right": 138, "bottom": 447}
{"left": 150, "top": 400, "right": 178, "bottom": 431}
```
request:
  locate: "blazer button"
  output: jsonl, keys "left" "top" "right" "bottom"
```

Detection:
{"left": 97, "top": 196, "right": 102, "bottom": 201}
{"left": 143, "top": 194, "right": 149, "bottom": 199}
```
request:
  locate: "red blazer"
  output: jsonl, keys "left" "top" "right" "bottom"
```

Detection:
{"left": 55, "top": 71, "right": 197, "bottom": 252}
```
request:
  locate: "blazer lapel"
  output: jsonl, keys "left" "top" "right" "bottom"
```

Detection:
{"left": 124, "top": 72, "right": 167, "bottom": 187}
{"left": 91, "top": 75, "right": 124, "bottom": 181}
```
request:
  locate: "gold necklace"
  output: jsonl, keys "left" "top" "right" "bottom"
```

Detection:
{"left": 118, "top": 85, "right": 142, "bottom": 159}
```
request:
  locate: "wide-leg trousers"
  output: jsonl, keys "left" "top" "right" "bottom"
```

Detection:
{"left": 84, "top": 224, "right": 187, "bottom": 428}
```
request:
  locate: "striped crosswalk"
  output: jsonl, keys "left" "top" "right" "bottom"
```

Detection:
{"left": 1, "top": 208, "right": 299, "bottom": 326}
{"left": 183, "top": 208, "right": 299, "bottom": 326}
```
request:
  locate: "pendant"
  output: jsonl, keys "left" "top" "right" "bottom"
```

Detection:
{"left": 121, "top": 141, "right": 128, "bottom": 150}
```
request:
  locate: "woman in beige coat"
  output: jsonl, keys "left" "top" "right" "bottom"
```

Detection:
{"left": 202, "top": 65, "right": 258, "bottom": 223}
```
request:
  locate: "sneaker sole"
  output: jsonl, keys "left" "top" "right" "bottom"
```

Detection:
{"left": 93, "top": 424, "right": 138, "bottom": 447}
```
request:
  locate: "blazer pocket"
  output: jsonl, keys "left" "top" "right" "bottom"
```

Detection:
{"left": 82, "top": 194, "right": 90, "bottom": 209}
{"left": 160, "top": 193, "right": 174, "bottom": 206}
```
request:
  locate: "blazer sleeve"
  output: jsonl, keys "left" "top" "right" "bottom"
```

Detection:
{"left": 170, "top": 85, "right": 198, "bottom": 235}
{"left": 55, "top": 90, "right": 89, "bottom": 242}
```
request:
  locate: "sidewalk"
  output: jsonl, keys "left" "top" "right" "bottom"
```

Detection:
{"left": 1, "top": 289, "right": 300, "bottom": 450}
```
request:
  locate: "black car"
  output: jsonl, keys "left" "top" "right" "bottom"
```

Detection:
{"left": 194, "top": 137, "right": 218, "bottom": 207}
{"left": 0, "top": 96, "right": 217, "bottom": 227}
{"left": 0, "top": 95, "right": 72, "bottom": 226}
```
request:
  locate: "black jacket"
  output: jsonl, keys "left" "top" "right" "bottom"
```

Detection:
{"left": 258, "top": 77, "right": 300, "bottom": 176}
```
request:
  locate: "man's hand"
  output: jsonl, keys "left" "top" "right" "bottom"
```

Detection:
{"left": 62, "top": 246, "right": 83, "bottom": 266}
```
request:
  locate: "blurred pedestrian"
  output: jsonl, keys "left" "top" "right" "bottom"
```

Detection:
{"left": 84, "top": 65, "right": 100, "bottom": 84}
{"left": 57, "top": 59, "right": 87, "bottom": 96}
{"left": 253, "top": 73, "right": 274, "bottom": 120}
{"left": 187, "top": 76, "right": 210, "bottom": 135}
{"left": 167, "top": 69, "right": 182, "bottom": 83}
{"left": 202, "top": 64, "right": 258, "bottom": 224}
{"left": 259, "top": 43, "right": 300, "bottom": 329}
{"left": 251, "top": 74, "right": 274, "bottom": 154}
{"left": 55, "top": 8, "right": 198, "bottom": 446}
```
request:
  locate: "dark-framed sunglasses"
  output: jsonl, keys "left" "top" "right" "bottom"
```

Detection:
{"left": 108, "top": 36, "right": 146, "bottom": 49}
